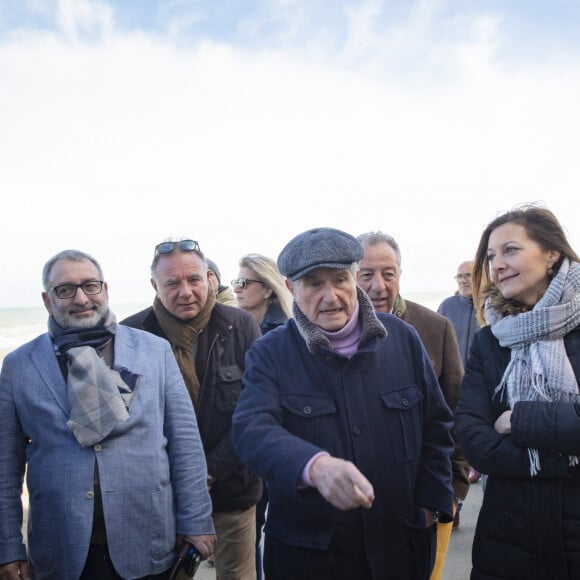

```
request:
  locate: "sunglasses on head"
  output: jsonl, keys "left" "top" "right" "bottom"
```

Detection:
{"left": 155, "top": 239, "right": 200, "bottom": 256}
{"left": 231, "top": 278, "right": 264, "bottom": 289}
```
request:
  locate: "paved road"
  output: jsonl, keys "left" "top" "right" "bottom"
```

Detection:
{"left": 442, "top": 478, "right": 483, "bottom": 579}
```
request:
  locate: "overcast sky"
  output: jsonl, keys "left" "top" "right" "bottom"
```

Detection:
{"left": 1, "top": 0, "right": 579, "bottom": 309}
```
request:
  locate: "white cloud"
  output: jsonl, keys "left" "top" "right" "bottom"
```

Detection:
{"left": 56, "top": 0, "right": 114, "bottom": 42}
{"left": 0, "top": 2, "right": 579, "bottom": 307}
{"left": 342, "top": 0, "right": 383, "bottom": 59}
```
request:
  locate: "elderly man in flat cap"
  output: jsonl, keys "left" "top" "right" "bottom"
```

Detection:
{"left": 232, "top": 227, "right": 454, "bottom": 580}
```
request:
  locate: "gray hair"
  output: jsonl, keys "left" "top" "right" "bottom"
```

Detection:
{"left": 150, "top": 237, "right": 207, "bottom": 276}
{"left": 357, "top": 231, "right": 402, "bottom": 267}
{"left": 42, "top": 250, "right": 103, "bottom": 291}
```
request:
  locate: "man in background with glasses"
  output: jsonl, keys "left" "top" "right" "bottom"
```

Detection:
{"left": 438, "top": 260, "right": 482, "bottom": 487}
{"left": 0, "top": 249, "right": 215, "bottom": 580}
{"left": 437, "top": 261, "right": 479, "bottom": 367}
{"left": 122, "top": 239, "right": 262, "bottom": 580}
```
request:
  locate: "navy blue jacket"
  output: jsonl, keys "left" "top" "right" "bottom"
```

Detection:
{"left": 456, "top": 324, "right": 580, "bottom": 579}
{"left": 232, "top": 291, "right": 454, "bottom": 579}
{"left": 260, "top": 303, "right": 288, "bottom": 335}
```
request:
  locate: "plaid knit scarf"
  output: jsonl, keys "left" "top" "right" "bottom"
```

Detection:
{"left": 49, "top": 311, "right": 137, "bottom": 447}
{"left": 486, "top": 258, "right": 580, "bottom": 475}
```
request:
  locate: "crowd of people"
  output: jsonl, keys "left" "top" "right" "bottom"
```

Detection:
{"left": 0, "top": 203, "right": 578, "bottom": 580}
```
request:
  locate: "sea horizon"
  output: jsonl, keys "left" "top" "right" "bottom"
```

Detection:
{"left": 0, "top": 290, "right": 451, "bottom": 361}
{"left": 0, "top": 302, "right": 150, "bottom": 357}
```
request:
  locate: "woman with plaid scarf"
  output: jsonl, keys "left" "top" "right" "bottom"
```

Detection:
{"left": 456, "top": 204, "right": 580, "bottom": 579}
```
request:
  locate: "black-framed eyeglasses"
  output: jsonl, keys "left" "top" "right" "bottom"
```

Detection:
{"left": 231, "top": 278, "right": 264, "bottom": 289}
{"left": 454, "top": 273, "right": 472, "bottom": 281}
{"left": 51, "top": 281, "right": 104, "bottom": 300}
{"left": 155, "top": 239, "right": 200, "bottom": 256}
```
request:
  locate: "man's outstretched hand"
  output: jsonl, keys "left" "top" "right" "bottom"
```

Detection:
{"left": 309, "top": 455, "right": 375, "bottom": 510}
{"left": 0, "top": 560, "right": 31, "bottom": 580}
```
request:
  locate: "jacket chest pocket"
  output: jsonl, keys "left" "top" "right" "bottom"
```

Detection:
{"left": 281, "top": 394, "right": 337, "bottom": 445}
{"left": 380, "top": 386, "right": 423, "bottom": 464}
{"left": 214, "top": 365, "right": 243, "bottom": 413}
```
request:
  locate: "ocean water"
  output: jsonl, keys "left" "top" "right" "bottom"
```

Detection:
{"left": 0, "top": 303, "right": 149, "bottom": 354}
{"left": 0, "top": 292, "right": 449, "bottom": 357}
{"left": 0, "top": 307, "right": 47, "bottom": 351}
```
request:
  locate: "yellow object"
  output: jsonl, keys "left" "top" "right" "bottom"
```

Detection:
{"left": 430, "top": 502, "right": 457, "bottom": 580}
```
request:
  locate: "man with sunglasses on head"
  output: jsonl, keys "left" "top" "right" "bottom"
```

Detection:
{"left": 0, "top": 250, "right": 215, "bottom": 580}
{"left": 122, "top": 239, "right": 262, "bottom": 580}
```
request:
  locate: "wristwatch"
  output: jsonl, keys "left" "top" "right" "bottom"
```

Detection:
{"left": 431, "top": 510, "right": 440, "bottom": 523}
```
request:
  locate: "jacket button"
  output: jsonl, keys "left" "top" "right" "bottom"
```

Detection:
{"left": 352, "top": 425, "right": 361, "bottom": 436}
{"left": 401, "top": 398, "right": 409, "bottom": 407}
{"left": 86, "top": 491, "right": 94, "bottom": 499}
{"left": 94, "top": 444, "right": 102, "bottom": 452}
{"left": 303, "top": 406, "right": 312, "bottom": 415}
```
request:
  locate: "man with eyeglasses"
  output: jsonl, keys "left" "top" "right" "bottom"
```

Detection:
{"left": 122, "top": 239, "right": 262, "bottom": 580}
{"left": 356, "top": 231, "right": 470, "bottom": 579}
{"left": 438, "top": 260, "right": 482, "bottom": 487}
{"left": 437, "top": 261, "right": 479, "bottom": 367}
{"left": 0, "top": 249, "right": 215, "bottom": 580}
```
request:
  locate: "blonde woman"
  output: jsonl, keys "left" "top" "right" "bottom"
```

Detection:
{"left": 232, "top": 253, "right": 293, "bottom": 580}
{"left": 232, "top": 254, "right": 292, "bottom": 334}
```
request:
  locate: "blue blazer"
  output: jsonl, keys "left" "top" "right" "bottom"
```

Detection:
{"left": 0, "top": 325, "right": 214, "bottom": 580}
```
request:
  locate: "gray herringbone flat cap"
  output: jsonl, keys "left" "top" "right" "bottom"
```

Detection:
{"left": 277, "top": 227, "right": 363, "bottom": 281}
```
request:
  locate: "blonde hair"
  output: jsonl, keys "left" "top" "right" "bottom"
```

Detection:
{"left": 239, "top": 253, "right": 293, "bottom": 319}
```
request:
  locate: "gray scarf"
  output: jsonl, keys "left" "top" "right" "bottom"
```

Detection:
{"left": 486, "top": 258, "right": 580, "bottom": 475}
{"left": 50, "top": 311, "right": 137, "bottom": 447}
{"left": 293, "top": 287, "right": 386, "bottom": 354}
